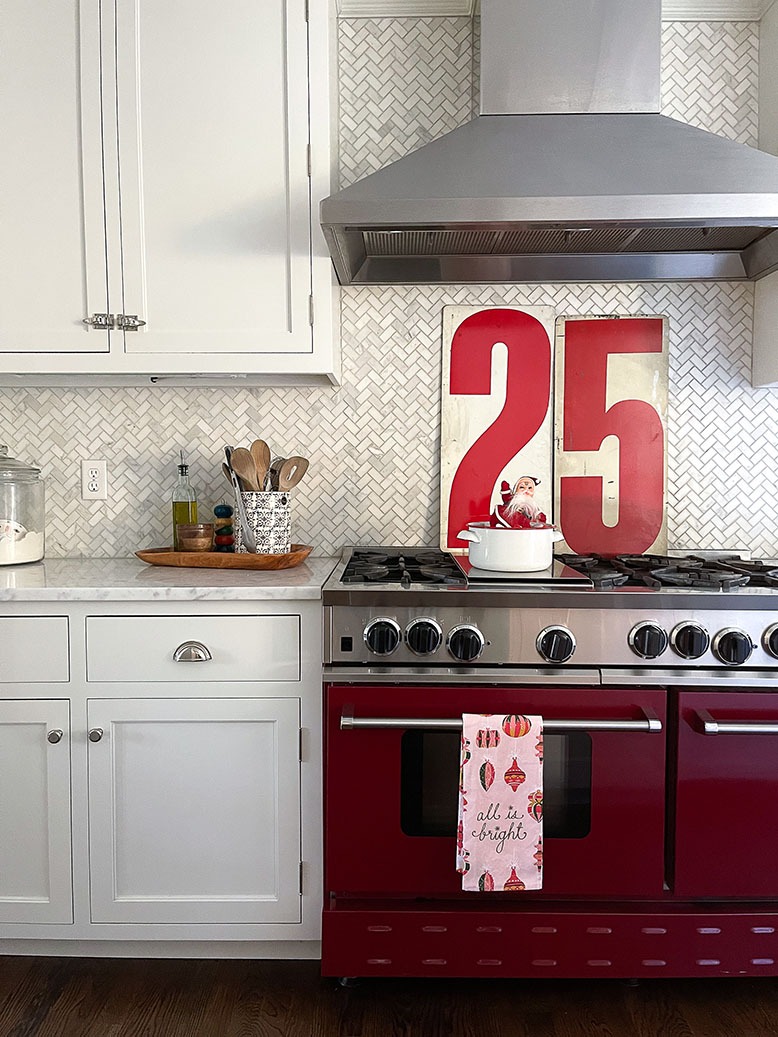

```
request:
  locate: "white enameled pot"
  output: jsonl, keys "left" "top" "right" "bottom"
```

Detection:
{"left": 457, "top": 522, "right": 564, "bottom": 572}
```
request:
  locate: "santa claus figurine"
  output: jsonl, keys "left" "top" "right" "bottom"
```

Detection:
{"left": 492, "top": 475, "right": 547, "bottom": 529}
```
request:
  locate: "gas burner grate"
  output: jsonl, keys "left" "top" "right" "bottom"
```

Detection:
{"left": 555, "top": 554, "right": 630, "bottom": 588}
{"left": 642, "top": 566, "right": 751, "bottom": 590}
{"left": 341, "top": 548, "right": 466, "bottom": 586}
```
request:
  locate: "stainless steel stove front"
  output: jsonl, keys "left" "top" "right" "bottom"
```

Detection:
{"left": 324, "top": 603, "right": 778, "bottom": 670}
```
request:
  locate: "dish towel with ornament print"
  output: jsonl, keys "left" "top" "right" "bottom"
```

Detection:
{"left": 456, "top": 713, "right": 543, "bottom": 891}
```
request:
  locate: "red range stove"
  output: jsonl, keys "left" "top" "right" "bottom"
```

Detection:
{"left": 322, "top": 547, "right": 778, "bottom": 980}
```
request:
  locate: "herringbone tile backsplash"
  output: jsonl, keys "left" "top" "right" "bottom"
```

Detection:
{"left": 2, "top": 20, "right": 776, "bottom": 559}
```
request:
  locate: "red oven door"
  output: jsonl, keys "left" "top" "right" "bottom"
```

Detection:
{"left": 325, "top": 684, "right": 667, "bottom": 898}
{"left": 674, "top": 690, "right": 778, "bottom": 898}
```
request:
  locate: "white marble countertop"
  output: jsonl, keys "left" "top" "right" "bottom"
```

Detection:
{"left": 0, "top": 556, "right": 339, "bottom": 601}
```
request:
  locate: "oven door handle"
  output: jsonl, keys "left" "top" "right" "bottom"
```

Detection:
{"left": 339, "top": 707, "right": 662, "bottom": 733}
{"left": 695, "top": 708, "right": 778, "bottom": 735}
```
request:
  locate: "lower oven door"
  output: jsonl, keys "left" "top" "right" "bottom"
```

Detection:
{"left": 674, "top": 689, "right": 778, "bottom": 898}
{"left": 325, "top": 684, "right": 666, "bottom": 898}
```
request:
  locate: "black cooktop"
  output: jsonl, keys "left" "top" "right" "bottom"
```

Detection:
{"left": 339, "top": 547, "right": 778, "bottom": 591}
{"left": 556, "top": 553, "right": 778, "bottom": 590}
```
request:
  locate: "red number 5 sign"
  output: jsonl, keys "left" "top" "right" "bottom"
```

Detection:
{"left": 555, "top": 315, "right": 667, "bottom": 555}
{"left": 440, "top": 308, "right": 668, "bottom": 556}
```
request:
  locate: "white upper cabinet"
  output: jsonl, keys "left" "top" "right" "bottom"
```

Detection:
{"left": 0, "top": 0, "right": 337, "bottom": 383}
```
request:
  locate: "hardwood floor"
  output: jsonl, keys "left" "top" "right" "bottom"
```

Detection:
{"left": 1, "top": 957, "right": 778, "bottom": 1036}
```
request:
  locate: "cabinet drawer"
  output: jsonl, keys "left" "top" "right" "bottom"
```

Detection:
{"left": 0, "top": 617, "right": 69, "bottom": 683}
{"left": 86, "top": 615, "right": 300, "bottom": 682}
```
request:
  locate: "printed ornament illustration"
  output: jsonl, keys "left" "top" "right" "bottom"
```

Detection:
{"left": 528, "top": 789, "right": 543, "bottom": 823}
{"left": 504, "top": 757, "right": 526, "bottom": 791}
{"left": 459, "top": 738, "right": 471, "bottom": 792}
{"left": 503, "top": 714, "right": 532, "bottom": 738}
{"left": 534, "top": 839, "right": 543, "bottom": 872}
{"left": 479, "top": 871, "right": 495, "bottom": 892}
{"left": 504, "top": 866, "right": 526, "bottom": 892}
{"left": 476, "top": 728, "right": 501, "bottom": 749}
{"left": 479, "top": 760, "right": 496, "bottom": 791}
{"left": 535, "top": 734, "right": 544, "bottom": 761}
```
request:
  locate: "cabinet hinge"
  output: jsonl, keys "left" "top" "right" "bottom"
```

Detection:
{"left": 308, "top": 295, "right": 314, "bottom": 327}
{"left": 307, "top": 143, "right": 312, "bottom": 178}
{"left": 299, "top": 727, "right": 304, "bottom": 761}
{"left": 82, "top": 313, "right": 115, "bottom": 330}
{"left": 304, "top": 0, "right": 309, "bottom": 22}
{"left": 299, "top": 860, "right": 305, "bottom": 895}
{"left": 115, "top": 313, "right": 147, "bottom": 331}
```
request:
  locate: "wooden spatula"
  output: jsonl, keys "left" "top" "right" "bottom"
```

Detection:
{"left": 277, "top": 456, "right": 309, "bottom": 491}
{"left": 249, "top": 439, "right": 271, "bottom": 490}
{"left": 230, "top": 447, "right": 261, "bottom": 491}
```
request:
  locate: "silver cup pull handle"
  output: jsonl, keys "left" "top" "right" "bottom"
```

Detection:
{"left": 172, "top": 641, "right": 213, "bottom": 663}
{"left": 88, "top": 728, "right": 103, "bottom": 742}
{"left": 47, "top": 729, "right": 63, "bottom": 744}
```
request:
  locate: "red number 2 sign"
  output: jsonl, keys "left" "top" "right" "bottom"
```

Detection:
{"left": 440, "top": 306, "right": 556, "bottom": 551}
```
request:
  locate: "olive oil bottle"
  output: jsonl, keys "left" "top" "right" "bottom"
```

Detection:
{"left": 171, "top": 451, "right": 198, "bottom": 550}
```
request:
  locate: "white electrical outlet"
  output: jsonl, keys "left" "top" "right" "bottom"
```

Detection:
{"left": 81, "top": 459, "right": 108, "bottom": 500}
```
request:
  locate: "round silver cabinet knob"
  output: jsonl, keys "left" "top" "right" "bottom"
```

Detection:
{"left": 47, "top": 729, "right": 63, "bottom": 744}
{"left": 88, "top": 728, "right": 104, "bottom": 742}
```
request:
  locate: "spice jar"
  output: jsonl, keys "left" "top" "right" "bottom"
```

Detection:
{"left": 0, "top": 446, "right": 45, "bottom": 565}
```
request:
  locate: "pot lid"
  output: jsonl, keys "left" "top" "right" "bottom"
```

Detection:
{"left": 0, "top": 445, "right": 41, "bottom": 479}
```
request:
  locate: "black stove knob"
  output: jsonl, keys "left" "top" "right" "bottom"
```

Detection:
{"left": 447, "top": 624, "right": 485, "bottom": 662}
{"left": 712, "top": 627, "right": 754, "bottom": 666}
{"left": 536, "top": 626, "right": 576, "bottom": 664}
{"left": 364, "top": 618, "right": 401, "bottom": 656}
{"left": 763, "top": 623, "right": 778, "bottom": 659}
{"left": 406, "top": 618, "right": 443, "bottom": 656}
{"left": 628, "top": 622, "right": 668, "bottom": 659}
{"left": 670, "top": 622, "right": 710, "bottom": 660}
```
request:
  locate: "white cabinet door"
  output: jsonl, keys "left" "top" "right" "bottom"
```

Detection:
{"left": 0, "top": 1, "right": 109, "bottom": 354}
{"left": 114, "top": 0, "right": 314, "bottom": 358}
{"left": 0, "top": 0, "right": 336, "bottom": 379}
{"left": 87, "top": 696, "right": 302, "bottom": 924}
{"left": 0, "top": 700, "right": 73, "bottom": 923}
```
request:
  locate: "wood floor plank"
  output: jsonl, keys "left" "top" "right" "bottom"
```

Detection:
{"left": 3, "top": 958, "right": 778, "bottom": 1037}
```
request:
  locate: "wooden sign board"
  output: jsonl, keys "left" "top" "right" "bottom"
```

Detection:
{"left": 440, "top": 305, "right": 556, "bottom": 553}
{"left": 553, "top": 315, "right": 668, "bottom": 556}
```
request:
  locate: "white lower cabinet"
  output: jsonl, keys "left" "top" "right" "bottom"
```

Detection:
{"left": 0, "top": 598, "right": 324, "bottom": 953}
{"left": 0, "top": 699, "right": 73, "bottom": 924}
{"left": 87, "top": 696, "right": 302, "bottom": 925}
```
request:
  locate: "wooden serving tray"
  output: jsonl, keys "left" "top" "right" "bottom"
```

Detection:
{"left": 136, "top": 545, "right": 313, "bottom": 570}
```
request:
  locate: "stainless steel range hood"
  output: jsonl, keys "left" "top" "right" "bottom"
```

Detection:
{"left": 320, "top": 0, "right": 778, "bottom": 285}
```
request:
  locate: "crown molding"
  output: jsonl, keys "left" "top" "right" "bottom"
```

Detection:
{"left": 336, "top": 0, "right": 769, "bottom": 19}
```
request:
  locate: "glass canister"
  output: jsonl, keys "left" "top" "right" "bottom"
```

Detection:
{"left": 0, "top": 446, "right": 45, "bottom": 565}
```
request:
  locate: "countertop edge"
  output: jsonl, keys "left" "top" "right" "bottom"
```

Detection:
{"left": 0, "top": 556, "right": 340, "bottom": 602}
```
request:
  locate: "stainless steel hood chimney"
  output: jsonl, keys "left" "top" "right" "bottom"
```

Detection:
{"left": 320, "top": 0, "right": 778, "bottom": 285}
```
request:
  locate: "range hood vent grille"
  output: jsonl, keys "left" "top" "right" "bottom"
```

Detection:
{"left": 363, "top": 226, "right": 771, "bottom": 258}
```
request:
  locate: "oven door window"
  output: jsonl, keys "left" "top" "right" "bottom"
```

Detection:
{"left": 400, "top": 729, "right": 592, "bottom": 839}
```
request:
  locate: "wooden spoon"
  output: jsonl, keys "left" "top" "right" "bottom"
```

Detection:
{"left": 249, "top": 439, "right": 271, "bottom": 490}
{"left": 230, "top": 446, "right": 261, "bottom": 491}
{"left": 277, "top": 456, "right": 309, "bottom": 491}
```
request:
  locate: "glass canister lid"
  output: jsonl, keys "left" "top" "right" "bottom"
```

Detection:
{"left": 0, "top": 445, "right": 42, "bottom": 479}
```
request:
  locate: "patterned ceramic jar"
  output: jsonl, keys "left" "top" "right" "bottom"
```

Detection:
{"left": 235, "top": 491, "right": 291, "bottom": 554}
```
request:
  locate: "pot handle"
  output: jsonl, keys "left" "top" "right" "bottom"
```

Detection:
{"left": 456, "top": 529, "right": 481, "bottom": 544}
